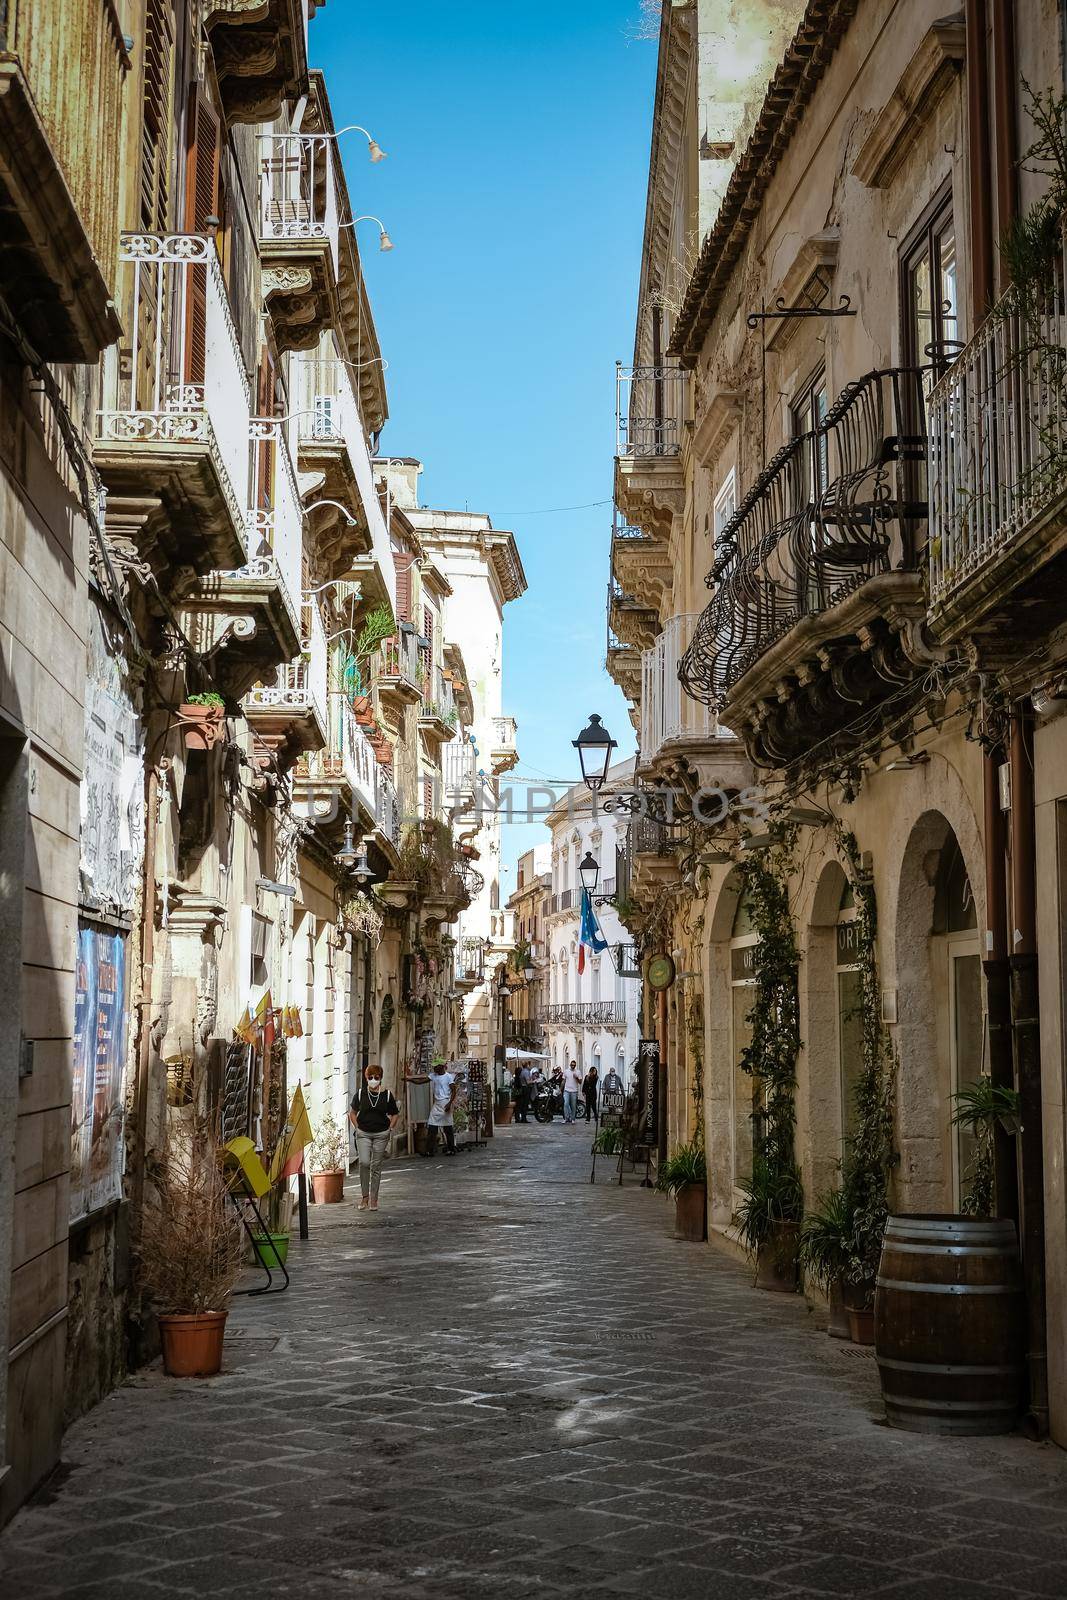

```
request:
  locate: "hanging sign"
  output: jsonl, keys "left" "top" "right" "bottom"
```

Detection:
{"left": 645, "top": 953, "right": 676, "bottom": 992}
{"left": 636, "top": 1037, "right": 660, "bottom": 1146}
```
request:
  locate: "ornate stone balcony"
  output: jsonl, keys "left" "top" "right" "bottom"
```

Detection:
{"left": 243, "top": 593, "right": 329, "bottom": 768}
{"left": 680, "top": 367, "right": 930, "bottom": 768}
{"left": 206, "top": 0, "right": 309, "bottom": 127}
{"left": 490, "top": 715, "right": 519, "bottom": 776}
{"left": 96, "top": 234, "right": 251, "bottom": 579}
{"left": 614, "top": 363, "right": 687, "bottom": 541}
{"left": 608, "top": 576, "right": 659, "bottom": 652}
{"left": 258, "top": 130, "right": 338, "bottom": 352}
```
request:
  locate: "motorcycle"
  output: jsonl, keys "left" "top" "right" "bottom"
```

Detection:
{"left": 532, "top": 1080, "right": 564, "bottom": 1123}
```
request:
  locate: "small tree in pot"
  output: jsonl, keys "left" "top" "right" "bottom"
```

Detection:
{"left": 734, "top": 1155, "right": 804, "bottom": 1291}
{"left": 138, "top": 1116, "right": 246, "bottom": 1376}
{"left": 309, "top": 1111, "right": 349, "bottom": 1203}
{"left": 800, "top": 1187, "right": 855, "bottom": 1337}
{"left": 657, "top": 1141, "right": 707, "bottom": 1242}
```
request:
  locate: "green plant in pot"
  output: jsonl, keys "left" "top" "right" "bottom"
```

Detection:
{"left": 657, "top": 1141, "right": 707, "bottom": 1243}
{"left": 734, "top": 1154, "right": 804, "bottom": 1290}
{"left": 308, "top": 1111, "right": 348, "bottom": 1204}
{"left": 800, "top": 1187, "right": 855, "bottom": 1338}
{"left": 179, "top": 690, "right": 226, "bottom": 750}
{"left": 137, "top": 1116, "right": 246, "bottom": 1377}
{"left": 951, "top": 1079, "right": 1022, "bottom": 1218}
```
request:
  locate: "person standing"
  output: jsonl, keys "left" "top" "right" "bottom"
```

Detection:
{"left": 513, "top": 1060, "right": 531, "bottom": 1123}
{"left": 562, "top": 1059, "right": 582, "bottom": 1124}
{"left": 348, "top": 1065, "right": 400, "bottom": 1211}
{"left": 582, "top": 1063, "right": 600, "bottom": 1122}
{"left": 426, "top": 1058, "right": 458, "bottom": 1155}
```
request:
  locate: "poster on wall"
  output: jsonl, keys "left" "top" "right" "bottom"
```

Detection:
{"left": 80, "top": 602, "right": 145, "bottom": 915}
{"left": 70, "top": 923, "right": 128, "bottom": 1222}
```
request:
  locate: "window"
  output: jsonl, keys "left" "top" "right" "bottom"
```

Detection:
{"left": 714, "top": 469, "right": 737, "bottom": 540}
{"left": 901, "top": 188, "right": 959, "bottom": 380}
{"left": 730, "top": 889, "right": 760, "bottom": 1187}
{"left": 835, "top": 881, "right": 863, "bottom": 1148}
{"left": 792, "top": 367, "right": 829, "bottom": 505}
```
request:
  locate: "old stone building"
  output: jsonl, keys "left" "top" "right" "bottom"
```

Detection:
{"left": 0, "top": 0, "right": 521, "bottom": 1521}
{"left": 611, "top": 0, "right": 1067, "bottom": 1442}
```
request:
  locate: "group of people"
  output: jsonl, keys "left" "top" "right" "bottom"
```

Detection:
{"left": 511, "top": 1058, "right": 601, "bottom": 1124}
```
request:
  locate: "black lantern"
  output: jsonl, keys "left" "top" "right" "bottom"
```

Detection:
{"left": 573, "top": 713, "right": 616, "bottom": 793}
{"left": 578, "top": 851, "right": 600, "bottom": 895}
{"left": 523, "top": 959, "right": 536, "bottom": 983}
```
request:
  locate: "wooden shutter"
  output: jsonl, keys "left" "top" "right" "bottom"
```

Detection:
{"left": 140, "top": 0, "right": 173, "bottom": 231}
{"left": 393, "top": 552, "right": 414, "bottom": 624}
{"left": 256, "top": 350, "right": 276, "bottom": 510}
{"left": 183, "top": 84, "right": 220, "bottom": 385}
{"left": 423, "top": 776, "right": 434, "bottom": 820}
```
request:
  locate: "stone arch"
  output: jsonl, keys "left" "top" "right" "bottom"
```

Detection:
{"left": 703, "top": 867, "right": 745, "bottom": 1228}
{"left": 891, "top": 803, "right": 983, "bottom": 1211}
{"left": 799, "top": 856, "right": 851, "bottom": 1209}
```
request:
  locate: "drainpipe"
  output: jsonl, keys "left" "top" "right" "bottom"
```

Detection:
{"left": 966, "top": 0, "right": 994, "bottom": 315}
{"left": 991, "top": 0, "right": 1018, "bottom": 294}
{"left": 983, "top": 744, "right": 1019, "bottom": 1228}
{"left": 1009, "top": 708, "right": 1048, "bottom": 1437}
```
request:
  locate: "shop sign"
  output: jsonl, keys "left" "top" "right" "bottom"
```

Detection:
{"left": 636, "top": 1037, "right": 659, "bottom": 1145}
{"left": 731, "top": 943, "right": 756, "bottom": 981}
{"left": 71, "top": 922, "right": 128, "bottom": 1221}
{"left": 80, "top": 604, "right": 144, "bottom": 914}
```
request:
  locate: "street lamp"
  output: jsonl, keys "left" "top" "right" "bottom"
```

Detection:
{"left": 573, "top": 714, "right": 616, "bottom": 817}
{"left": 523, "top": 959, "right": 536, "bottom": 983}
{"left": 339, "top": 214, "right": 394, "bottom": 251}
{"left": 578, "top": 851, "right": 600, "bottom": 895}
{"left": 335, "top": 819, "right": 373, "bottom": 884}
{"left": 333, "top": 124, "right": 388, "bottom": 163}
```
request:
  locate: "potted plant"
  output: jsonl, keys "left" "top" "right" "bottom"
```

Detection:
{"left": 178, "top": 691, "right": 225, "bottom": 750}
{"left": 309, "top": 1111, "right": 348, "bottom": 1204}
{"left": 734, "top": 1155, "right": 804, "bottom": 1291}
{"left": 800, "top": 1188, "right": 855, "bottom": 1338}
{"left": 137, "top": 1117, "right": 246, "bottom": 1377}
{"left": 656, "top": 1141, "right": 708, "bottom": 1242}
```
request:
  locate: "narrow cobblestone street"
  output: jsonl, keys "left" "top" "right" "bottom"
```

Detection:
{"left": 3, "top": 1125, "right": 1067, "bottom": 1598}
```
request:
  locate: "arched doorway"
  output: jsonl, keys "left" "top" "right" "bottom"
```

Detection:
{"left": 894, "top": 811, "right": 984, "bottom": 1211}
{"left": 730, "top": 887, "right": 759, "bottom": 1191}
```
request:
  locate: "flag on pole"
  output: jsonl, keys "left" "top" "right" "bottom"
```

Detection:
{"left": 268, "top": 1083, "right": 314, "bottom": 1183}
{"left": 234, "top": 1006, "right": 255, "bottom": 1044}
{"left": 577, "top": 888, "right": 609, "bottom": 976}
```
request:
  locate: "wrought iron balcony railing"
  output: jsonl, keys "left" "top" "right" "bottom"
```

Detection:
{"left": 259, "top": 131, "right": 339, "bottom": 272}
{"left": 640, "top": 613, "right": 722, "bottom": 762}
{"left": 545, "top": 1001, "right": 627, "bottom": 1026}
{"left": 616, "top": 363, "right": 687, "bottom": 458}
{"left": 680, "top": 367, "right": 927, "bottom": 708}
{"left": 929, "top": 238, "right": 1067, "bottom": 607}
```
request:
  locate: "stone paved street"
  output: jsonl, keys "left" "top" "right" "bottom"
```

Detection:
{"left": 3, "top": 1123, "right": 1067, "bottom": 1599}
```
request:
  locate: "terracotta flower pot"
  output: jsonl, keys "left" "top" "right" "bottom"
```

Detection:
{"left": 674, "top": 1182, "right": 708, "bottom": 1242}
{"left": 755, "top": 1221, "right": 800, "bottom": 1292}
{"left": 495, "top": 1102, "right": 514, "bottom": 1125}
{"left": 311, "top": 1170, "right": 345, "bottom": 1204}
{"left": 179, "top": 703, "right": 224, "bottom": 750}
{"left": 849, "top": 1306, "right": 876, "bottom": 1345}
{"left": 158, "top": 1310, "right": 228, "bottom": 1377}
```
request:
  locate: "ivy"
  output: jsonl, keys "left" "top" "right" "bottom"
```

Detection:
{"left": 739, "top": 829, "right": 802, "bottom": 1212}
{"left": 835, "top": 827, "right": 897, "bottom": 1287}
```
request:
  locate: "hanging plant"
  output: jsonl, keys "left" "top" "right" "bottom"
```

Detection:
{"left": 834, "top": 827, "right": 897, "bottom": 1292}
{"left": 738, "top": 828, "right": 802, "bottom": 1219}
{"left": 341, "top": 890, "right": 384, "bottom": 946}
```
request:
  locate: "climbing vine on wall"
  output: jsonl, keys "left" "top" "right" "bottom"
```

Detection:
{"left": 739, "top": 830, "right": 802, "bottom": 1203}
{"left": 835, "top": 827, "right": 897, "bottom": 1286}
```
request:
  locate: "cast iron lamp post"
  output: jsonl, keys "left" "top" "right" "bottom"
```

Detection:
{"left": 573, "top": 713, "right": 616, "bottom": 820}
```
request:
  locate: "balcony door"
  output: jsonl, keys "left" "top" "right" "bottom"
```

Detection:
{"left": 730, "top": 889, "right": 759, "bottom": 1189}
{"left": 792, "top": 369, "right": 828, "bottom": 612}
{"left": 901, "top": 188, "right": 959, "bottom": 381}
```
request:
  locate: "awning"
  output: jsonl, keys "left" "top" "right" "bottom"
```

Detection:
{"left": 506, "top": 1046, "right": 551, "bottom": 1062}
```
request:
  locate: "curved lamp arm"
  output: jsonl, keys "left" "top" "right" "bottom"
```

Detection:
{"left": 332, "top": 125, "right": 387, "bottom": 163}
{"left": 338, "top": 214, "right": 394, "bottom": 251}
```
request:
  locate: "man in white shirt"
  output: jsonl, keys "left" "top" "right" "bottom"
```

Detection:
{"left": 562, "top": 1060, "right": 582, "bottom": 1124}
{"left": 426, "top": 1058, "right": 458, "bottom": 1155}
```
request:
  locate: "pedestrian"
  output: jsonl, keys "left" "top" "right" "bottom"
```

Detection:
{"left": 426, "top": 1057, "right": 458, "bottom": 1155}
{"left": 513, "top": 1061, "right": 531, "bottom": 1123}
{"left": 582, "top": 1063, "right": 599, "bottom": 1122}
{"left": 347, "top": 1064, "right": 400, "bottom": 1211}
{"left": 562, "top": 1059, "right": 582, "bottom": 1124}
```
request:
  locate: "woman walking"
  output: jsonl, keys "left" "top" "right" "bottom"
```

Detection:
{"left": 582, "top": 1063, "right": 600, "bottom": 1122}
{"left": 348, "top": 1065, "right": 400, "bottom": 1211}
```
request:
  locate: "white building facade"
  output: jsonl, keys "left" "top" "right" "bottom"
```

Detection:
{"left": 544, "top": 761, "right": 642, "bottom": 1089}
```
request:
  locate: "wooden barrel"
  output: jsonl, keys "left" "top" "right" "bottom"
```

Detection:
{"left": 874, "top": 1214, "right": 1024, "bottom": 1435}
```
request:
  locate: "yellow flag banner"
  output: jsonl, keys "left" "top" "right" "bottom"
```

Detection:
{"left": 222, "top": 1136, "right": 271, "bottom": 1199}
{"left": 268, "top": 1083, "right": 314, "bottom": 1184}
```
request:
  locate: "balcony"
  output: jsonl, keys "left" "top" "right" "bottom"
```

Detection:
{"left": 680, "top": 367, "right": 929, "bottom": 768}
{"left": 606, "top": 616, "right": 642, "bottom": 703}
{"left": 184, "top": 420, "right": 303, "bottom": 693}
{"left": 292, "top": 691, "right": 378, "bottom": 830}
{"left": 0, "top": 0, "right": 126, "bottom": 359}
{"left": 608, "top": 576, "right": 659, "bottom": 651}
{"left": 490, "top": 715, "right": 519, "bottom": 775}
{"left": 419, "top": 669, "right": 458, "bottom": 745}
{"left": 443, "top": 737, "right": 478, "bottom": 810}
{"left": 297, "top": 355, "right": 396, "bottom": 603}
{"left": 258, "top": 131, "right": 338, "bottom": 352}
{"left": 243, "top": 590, "right": 328, "bottom": 765}
{"left": 610, "top": 516, "right": 672, "bottom": 613}
{"left": 376, "top": 631, "right": 422, "bottom": 706}
{"left": 640, "top": 614, "right": 744, "bottom": 783}
{"left": 206, "top": 0, "right": 309, "bottom": 127}
{"left": 96, "top": 234, "right": 251, "bottom": 578}
{"left": 614, "top": 363, "right": 687, "bottom": 541}
{"left": 545, "top": 1001, "right": 627, "bottom": 1028}
{"left": 928, "top": 240, "right": 1067, "bottom": 655}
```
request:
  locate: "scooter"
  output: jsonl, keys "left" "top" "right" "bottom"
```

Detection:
{"left": 532, "top": 1081, "right": 565, "bottom": 1123}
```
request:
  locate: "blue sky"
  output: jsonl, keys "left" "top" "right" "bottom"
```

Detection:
{"left": 309, "top": 1, "right": 656, "bottom": 889}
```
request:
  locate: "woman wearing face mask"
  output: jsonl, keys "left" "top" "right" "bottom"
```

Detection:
{"left": 347, "top": 1065, "right": 400, "bottom": 1211}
